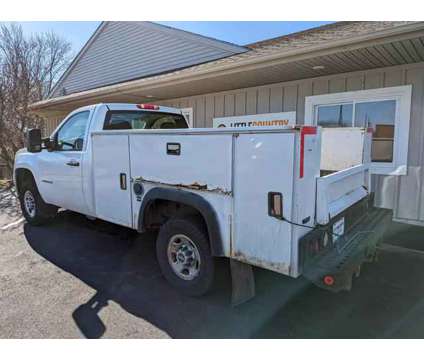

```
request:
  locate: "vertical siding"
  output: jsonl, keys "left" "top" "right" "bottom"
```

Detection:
{"left": 384, "top": 68, "right": 404, "bottom": 87}
{"left": 224, "top": 94, "right": 235, "bottom": 116}
{"left": 195, "top": 97, "right": 206, "bottom": 128}
{"left": 269, "top": 86, "right": 283, "bottom": 113}
{"left": 205, "top": 97, "right": 215, "bottom": 127}
{"left": 283, "top": 85, "right": 303, "bottom": 111}
{"left": 257, "top": 88, "right": 270, "bottom": 113}
{"left": 364, "top": 72, "right": 383, "bottom": 89}
{"left": 398, "top": 67, "right": 424, "bottom": 221}
{"left": 235, "top": 93, "right": 246, "bottom": 116}
{"left": 296, "top": 82, "right": 311, "bottom": 124}
{"left": 312, "top": 79, "right": 329, "bottom": 95}
{"left": 246, "top": 89, "right": 257, "bottom": 115}
{"left": 346, "top": 75, "right": 364, "bottom": 91}
{"left": 329, "top": 78, "right": 346, "bottom": 93}
{"left": 214, "top": 95, "right": 225, "bottom": 118}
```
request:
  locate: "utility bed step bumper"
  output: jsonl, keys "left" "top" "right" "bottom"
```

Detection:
{"left": 300, "top": 206, "right": 392, "bottom": 292}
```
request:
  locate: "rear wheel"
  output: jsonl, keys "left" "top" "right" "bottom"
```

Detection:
{"left": 18, "top": 176, "right": 57, "bottom": 226}
{"left": 156, "top": 217, "right": 214, "bottom": 296}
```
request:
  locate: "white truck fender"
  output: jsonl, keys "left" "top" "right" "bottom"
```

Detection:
{"left": 13, "top": 150, "right": 43, "bottom": 196}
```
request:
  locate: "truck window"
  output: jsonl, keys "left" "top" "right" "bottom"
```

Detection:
{"left": 103, "top": 111, "right": 188, "bottom": 130}
{"left": 56, "top": 111, "right": 90, "bottom": 151}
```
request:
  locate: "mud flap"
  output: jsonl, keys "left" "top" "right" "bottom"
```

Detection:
{"left": 230, "top": 259, "right": 255, "bottom": 306}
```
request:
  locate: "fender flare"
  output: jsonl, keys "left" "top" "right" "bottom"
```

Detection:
{"left": 14, "top": 166, "right": 39, "bottom": 195}
{"left": 14, "top": 152, "right": 42, "bottom": 192}
{"left": 138, "top": 187, "right": 224, "bottom": 256}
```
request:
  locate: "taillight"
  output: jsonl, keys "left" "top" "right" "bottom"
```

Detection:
{"left": 137, "top": 104, "right": 159, "bottom": 110}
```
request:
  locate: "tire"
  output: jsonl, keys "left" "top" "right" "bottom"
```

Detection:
{"left": 18, "top": 176, "right": 57, "bottom": 226}
{"left": 156, "top": 216, "right": 215, "bottom": 296}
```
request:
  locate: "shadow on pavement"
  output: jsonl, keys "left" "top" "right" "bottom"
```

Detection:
{"left": 23, "top": 211, "right": 309, "bottom": 338}
{"left": 23, "top": 211, "right": 424, "bottom": 338}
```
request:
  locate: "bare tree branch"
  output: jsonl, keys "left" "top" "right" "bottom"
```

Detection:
{"left": 0, "top": 23, "right": 71, "bottom": 176}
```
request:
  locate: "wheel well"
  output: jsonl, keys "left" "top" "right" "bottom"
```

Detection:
{"left": 15, "top": 168, "right": 35, "bottom": 196}
{"left": 143, "top": 199, "right": 207, "bottom": 232}
{"left": 138, "top": 188, "right": 224, "bottom": 256}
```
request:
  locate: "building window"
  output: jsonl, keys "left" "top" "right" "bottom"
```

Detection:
{"left": 305, "top": 85, "right": 412, "bottom": 175}
{"left": 316, "top": 103, "right": 353, "bottom": 128}
{"left": 355, "top": 100, "right": 396, "bottom": 163}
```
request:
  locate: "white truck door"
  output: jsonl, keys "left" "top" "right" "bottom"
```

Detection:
{"left": 38, "top": 110, "right": 91, "bottom": 214}
{"left": 233, "top": 132, "right": 296, "bottom": 275}
{"left": 92, "top": 134, "right": 133, "bottom": 227}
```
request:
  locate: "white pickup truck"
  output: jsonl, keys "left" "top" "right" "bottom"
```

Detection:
{"left": 14, "top": 103, "right": 391, "bottom": 304}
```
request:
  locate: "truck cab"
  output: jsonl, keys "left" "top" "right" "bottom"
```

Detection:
{"left": 15, "top": 103, "right": 188, "bottom": 218}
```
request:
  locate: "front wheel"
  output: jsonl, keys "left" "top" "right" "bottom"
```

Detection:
{"left": 19, "top": 177, "right": 57, "bottom": 226}
{"left": 156, "top": 217, "right": 215, "bottom": 296}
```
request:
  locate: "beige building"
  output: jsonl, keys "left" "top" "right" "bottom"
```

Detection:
{"left": 31, "top": 21, "right": 424, "bottom": 227}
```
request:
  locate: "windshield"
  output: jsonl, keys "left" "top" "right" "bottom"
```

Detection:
{"left": 103, "top": 110, "right": 188, "bottom": 130}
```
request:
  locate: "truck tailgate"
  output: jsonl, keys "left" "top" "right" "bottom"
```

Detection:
{"left": 316, "top": 164, "right": 369, "bottom": 225}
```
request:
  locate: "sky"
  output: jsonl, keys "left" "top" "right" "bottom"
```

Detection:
{"left": 10, "top": 21, "right": 333, "bottom": 56}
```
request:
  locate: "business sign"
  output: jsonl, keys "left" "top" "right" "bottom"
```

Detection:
{"left": 213, "top": 112, "right": 296, "bottom": 129}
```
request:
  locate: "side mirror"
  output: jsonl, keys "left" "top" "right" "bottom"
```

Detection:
{"left": 74, "top": 138, "right": 84, "bottom": 151}
{"left": 26, "top": 129, "right": 42, "bottom": 153}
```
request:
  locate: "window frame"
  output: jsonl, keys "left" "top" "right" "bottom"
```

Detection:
{"left": 52, "top": 110, "right": 91, "bottom": 152}
{"left": 181, "top": 107, "right": 193, "bottom": 127}
{"left": 304, "top": 85, "right": 412, "bottom": 175}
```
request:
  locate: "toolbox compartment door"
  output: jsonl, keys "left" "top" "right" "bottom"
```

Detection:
{"left": 92, "top": 134, "right": 133, "bottom": 227}
{"left": 232, "top": 132, "right": 296, "bottom": 275}
{"left": 316, "top": 164, "right": 369, "bottom": 225}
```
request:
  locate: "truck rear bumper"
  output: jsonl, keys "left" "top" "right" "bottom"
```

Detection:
{"left": 300, "top": 205, "right": 392, "bottom": 292}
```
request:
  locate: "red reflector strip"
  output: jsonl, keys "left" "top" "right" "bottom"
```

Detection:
{"left": 137, "top": 104, "right": 159, "bottom": 110}
{"left": 300, "top": 126, "right": 317, "bottom": 178}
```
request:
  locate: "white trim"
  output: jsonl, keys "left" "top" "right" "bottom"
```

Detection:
{"left": 305, "top": 85, "right": 412, "bottom": 175}
{"left": 181, "top": 108, "right": 194, "bottom": 128}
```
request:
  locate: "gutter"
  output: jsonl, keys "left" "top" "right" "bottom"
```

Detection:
{"left": 31, "top": 22, "right": 424, "bottom": 111}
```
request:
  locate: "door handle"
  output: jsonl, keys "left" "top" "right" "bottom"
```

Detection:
{"left": 120, "top": 173, "right": 127, "bottom": 190}
{"left": 66, "top": 159, "right": 80, "bottom": 167}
